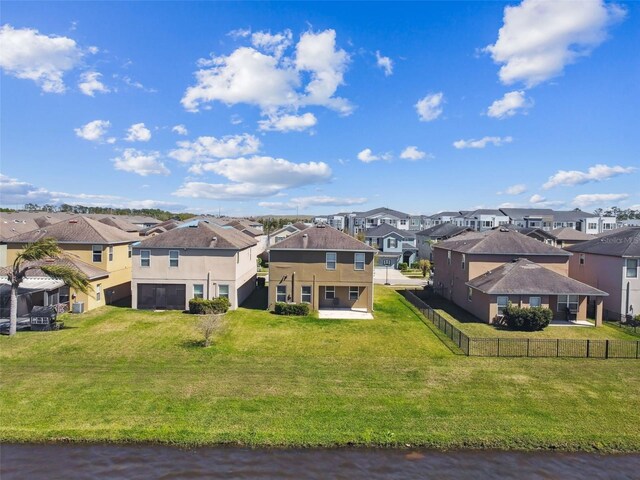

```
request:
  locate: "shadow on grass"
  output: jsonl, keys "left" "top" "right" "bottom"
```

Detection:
{"left": 412, "top": 289, "right": 483, "bottom": 324}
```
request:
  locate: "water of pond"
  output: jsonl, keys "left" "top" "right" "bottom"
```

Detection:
{"left": 1, "top": 444, "right": 639, "bottom": 479}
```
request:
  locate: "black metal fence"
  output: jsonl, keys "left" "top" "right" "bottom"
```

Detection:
{"left": 403, "top": 290, "right": 640, "bottom": 359}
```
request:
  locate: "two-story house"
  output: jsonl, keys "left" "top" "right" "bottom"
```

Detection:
{"left": 5, "top": 216, "right": 138, "bottom": 311}
{"left": 415, "top": 224, "right": 470, "bottom": 261}
{"left": 268, "top": 225, "right": 376, "bottom": 313}
{"left": 566, "top": 227, "right": 640, "bottom": 320}
{"left": 364, "top": 224, "right": 416, "bottom": 267}
{"left": 432, "top": 229, "right": 607, "bottom": 324}
{"left": 131, "top": 220, "right": 258, "bottom": 311}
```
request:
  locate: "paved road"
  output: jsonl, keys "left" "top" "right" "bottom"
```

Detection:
{"left": 374, "top": 267, "right": 428, "bottom": 287}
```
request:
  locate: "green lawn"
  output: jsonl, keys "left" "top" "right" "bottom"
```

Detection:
{"left": 1, "top": 286, "right": 639, "bottom": 451}
{"left": 414, "top": 290, "right": 640, "bottom": 340}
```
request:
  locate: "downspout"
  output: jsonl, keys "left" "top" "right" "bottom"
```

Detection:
{"left": 291, "top": 271, "right": 295, "bottom": 303}
{"left": 207, "top": 271, "right": 211, "bottom": 299}
{"left": 313, "top": 274, "right": 316, "bottom": 310}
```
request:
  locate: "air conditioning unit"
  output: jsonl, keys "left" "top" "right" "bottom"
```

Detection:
{"left": 72, "top": 302, "right": 84, "bottom": 314}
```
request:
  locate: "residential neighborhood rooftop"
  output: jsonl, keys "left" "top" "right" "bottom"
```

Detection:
{"left": 416, "top": 224, "right": 470, "bottom": 238}
{"left": 565, "top": 227, "right": 640, "bottom": 257}
{"left": 271, "top": 225, "right": 377, "bottom": 251}
{"left": 0, "top": 254, "right": 109, "bottom": 281}
{"left": 549, "top": 227, "right": 594, "bottom": 241}
{"left": 135, "top": 220, "right": 257, "bottom": 250}
{"left": 365, "top": 223, "right": 415, "bottom": 238}
{"left": 433, "top": 229, "right": 571, "bottom": 256}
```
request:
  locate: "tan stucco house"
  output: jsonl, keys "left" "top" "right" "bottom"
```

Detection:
{"left": 131, "top": 220, "right": 258, "bottom": 310}
{"left": 432, "top": 229, "right": 607, "bottom": 324}
{"left": 566, "top": 227, "right": 640, "bottom": 320}
{"left": 268, "top": 225, "right": 376, "bottom": 312}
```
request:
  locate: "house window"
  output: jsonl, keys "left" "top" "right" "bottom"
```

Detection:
{"left": 447, "top": 250, "right": 451, "bottom": 265}
{"left": 529, "top": 296, "right": 541, "bottom": 307}
{"left": 108, "top": 246, "right": 114, "bottom": 262}
{"left": 325, "top": 286, "right": 335, "bottom": 300}
{"left": 388, "top": 238, "right": 398, "bottom": 248}
{"left": 128, "top": 244, "right": 132, "bottom": 258}
{"left": 497, "top": 296, "right": 509, "bottom": 316}
{"left": 349, "top": 286, "right": 359, "bottom": 300}
{"left": 461, "top": 254, "right": 466, "bottom": 271}
{"left": 400, "top": 220, "right": 406, "bottom": 225}
{"left": 96, "top": 283, "right": 101, "bottom": 302}
{"left": 140, "top": 250, "right": 150, "bottom": 267}
{"left": 169, "top": 250, "right": 179, "bottom": 267}
{"left": 626, "top": 259, "right": 638, "bottom": 278}
{"left": 92, "top": 245, "right": 103, "bottom": 263}
{"left": 301, "top": 286, "right": 312, "bottom": 304}
{"left": 467, "top": 287, "right": 472, "bottom": 302}
{"left": 218, "top": 284, "right": 229, "bottom": 299}
{"left": 588, "top": 222, "right": 597, "bottom": 230}
{"left": 354, "top": 253, "right": 365, "bottom": 270}
{"left": 276, "top": 285, "right": 287, "bottom": 302}
{"left": 558, "top": 295, "right": 579, "bottom": 313}
{"left": 579, "top": 254, "right": 585, "bottom": 265}
{"left": 326, "top": 252, "right": 337, "bottom": 270}
{"left": 193, "top": 284, "right": 204, "bottom": 299}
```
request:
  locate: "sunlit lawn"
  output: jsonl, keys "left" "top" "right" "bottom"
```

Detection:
{"left": 1, "top": 287, "right": 639, "bottom": 451}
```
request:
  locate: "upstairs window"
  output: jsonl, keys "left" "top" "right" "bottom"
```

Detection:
{"left": 461, "top": 254, "right": 466, "bottom": 271}
{"left": 579, "top": 254, "right": 585, "bottom": 265}
{"left": 108, "top": 246, "right": 114, "bottom": 262}
{"left": 388, "top": 238, "right": 397, "bottom": 248}
{"left": 96, "top": 283, "right": 101, "bottom": 302}
{"left": 354, "top": 253, "right": 365, "bottom": 270}
{"left": 447, "top": 250, "right": 451, "bottom": 265}
{"left": 627, "top": 259, "right": 638, "bottom": 278}
{"left": 169, "top": 250, "right": 179, "bottom": 267}
{"left": 326, "top": 252, "right": 337, "bottom": 270}
{"left": 140, "top": 250, "right": 150, "bottom": 267}
{"left": 92, "top": 245, "right": 103, "bottom": 263}
{"left": 128, "top": 244, "right": 132, "bottom": 258}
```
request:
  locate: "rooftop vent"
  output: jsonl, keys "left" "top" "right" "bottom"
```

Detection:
{"left": 499, "top": 228, "right": 509, "bottom": 232}
{"left": 69, "top": 220, "right": 78, "bottom": 224}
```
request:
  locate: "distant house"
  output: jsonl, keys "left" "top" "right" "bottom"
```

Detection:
{"left": 566, "top": 227, "right": 640, "bottom": 320}
{"left": 364, "top": 224, "right": 417, "bottom": 267}
{"left": 415, "top": 224, "right": 470, "bottom": 261}
{"left": 452, "top": 209, "right": 510, "bottom": 232}
{"left": 5, "top": 216, "right": 138, "bottom": 311}
{"left": 268, "top": 223, "right": 310, "bottom": 247}
{"left": 131, "top": 220, "right": 258, "bottom": 311}
{"left": 268, "top": 225, "right": 376, "bottom": 312}
{"left": 548, "top": 227, "right": 594, "bottom": 249}
{"left": 432, "top": 229, "right": 607, "bottom": 324}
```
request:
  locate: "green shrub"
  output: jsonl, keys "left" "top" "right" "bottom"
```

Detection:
{"left": 189, "top": 297, "right": 231, "bottom": 314}
{"left": 398, "top": 262, "right": 409, "bottom": 271}
{"left": 274, "top": 302, "right": 310, "bottom": 316}
{"left": 503, "top": 304, "right": 552, "bottom": 331}
{"left": 257, "top": 277, "right": 266, "bottom": 288}
{"left": 411, "top": 262, "right": 421, "bottom": 269}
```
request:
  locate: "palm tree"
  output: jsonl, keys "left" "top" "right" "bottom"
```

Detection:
{"left": 6, "top": 238, "right": 89, "bottom": 336}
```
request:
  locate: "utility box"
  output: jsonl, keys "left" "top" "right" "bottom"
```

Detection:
{"left": 72, "top": 302, "right": 84, "bottom": 314}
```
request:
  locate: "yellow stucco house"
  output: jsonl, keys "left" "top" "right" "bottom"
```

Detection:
{"left": 5, "top": 216, "right": 139, "bottom": 312}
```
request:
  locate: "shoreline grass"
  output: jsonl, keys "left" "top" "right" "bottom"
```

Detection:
{"left": 1, "top": 287, "right": 639, "bottom": 452}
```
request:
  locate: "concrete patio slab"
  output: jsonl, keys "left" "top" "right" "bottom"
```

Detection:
{"left": 549, "top": 320, "right": 594, "bottom": 327}
{"left": 318, "top": 309, "right": 374, "bottom": 320}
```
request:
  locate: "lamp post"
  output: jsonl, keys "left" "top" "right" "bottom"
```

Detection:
{"left": 384, "top": 263, "right": 390, "bottom": 286}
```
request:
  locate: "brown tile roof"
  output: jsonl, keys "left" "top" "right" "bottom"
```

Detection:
{"left": 135, "top": 221, "right": 257, "bottom": 250}
{"left": 467, "top": 258, "right": 607, "bottom": 296}
{"left": 566, "top": 227, "right": 640, "bottom": 257}
{"left": 433, "top": 228, "right": 570, "bottom": 256}
{"left": 0, "top": 253, "right": 109, "bottom": 281}
{"left": 549, "top": 227, "right": 594, "bottom": 241}
{"left": 271, "top": 225, "right": 377, "bottom": 251}
{"left": 6, "top": 216, "right": 139, "bottom": 245}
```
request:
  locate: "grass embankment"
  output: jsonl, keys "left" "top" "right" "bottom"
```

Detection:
{"left": 415, "top": 290, "right": 640, "bottom": 340}
{"left": 1, "top": 287, "right": 639, "bottom": 451}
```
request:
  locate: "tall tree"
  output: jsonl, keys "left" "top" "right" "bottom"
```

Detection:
{"left": 6, "top": 238, "right": 89, "bottom": 336}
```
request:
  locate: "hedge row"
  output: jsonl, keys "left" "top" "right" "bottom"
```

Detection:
{"left": 503, "top": 304, "right": 552, "bottom": 331}
{"left": 189, "top": 297, "right": 230, "bottom": 314}
{"left": 274, "top": 302, "right": 310, "bottom": 316}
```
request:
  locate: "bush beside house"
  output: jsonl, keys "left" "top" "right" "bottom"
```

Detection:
{"left": 274, "top": 303, "right": 310, "bottom": 316}
{"left": 503, "top": 304, "right": 553, "bottom": 331}
{"left": 189, "top": 297, "right": 231, "bottom": 314}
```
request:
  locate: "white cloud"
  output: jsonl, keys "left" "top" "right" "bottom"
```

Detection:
{"left": 543, "top": 164, "right": 636, "bottom": 189}
{"left": 230, "top": 114, "right": 243, "bottom": 125}
{"left": 169, "top": 134, "right": 261, "bottom": 163}
{"left": 357, "top": 148, "right": 392, "bottom": 163}
{"left": 487, "top": 90, "right": 532, "bottom": 119}
{"left": 228, "top": 28, "right": 251, "bottom": 39}
{"left": 453, "top": 136, "right": 513, "bottom": 149}
{"left": 74, "top": 119, "right": 111, "bottom": 142}
{"left": 0, "top": 24, "right": 83, "bottom": 93}
{"left": 78, "top": 71, "right": 110, "bottom": 96}
{"left": 399, "top": 146, "right": 429, "bottom": 161}
{"left": 529, "top": 193, "right": 546, "bottom": 203}
{"left": 112, "top": 149, "right": 169, "bottom": 176}
{"left": 181, "top": 29, "right": 352, "bottom": 122}
{"left": 572, "top": 193, "right": 630, "bottom": 208}
{"left": 485, "top": 0, "right": 626, "bottom": 88}
{"left": 415, "top": 92, "right": 444, "bottom": 122}
{"left": 258, "top": 112, "right": 317, "bottom": 132}
{"left": 259, "top": 195, "right": 368, "bottom": 210}
{"left": 172, "top": 124, "right": 188, "bottom": 136}
{"left": 125, "top": 123, "right": 152, "bottom": 142}
{"left": 0, "top": 174, "right": 54, "bottom": 205}
{"left": 498, "top": 184, "right": 527, "bottom": 195}
{"left": 375, "top": 51, "right": 393, "bottom": 76}
{"left": 174, "top": 156, "right": 332, "bottom": 200}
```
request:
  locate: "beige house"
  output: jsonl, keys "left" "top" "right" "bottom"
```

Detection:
{"left": 131, "top": 220, "right": 258, "bottom": 310}
{"left": 268, "top": 225, "right": 376, "bottom": 312}
{"left": 566, "top": 227, "right": 640, "bottom": 319}
{"left": 432, "top": 229, "right": 607, "bottom": 324}
{"left": 5, "top": 216, "right": 138, "bottom": 311}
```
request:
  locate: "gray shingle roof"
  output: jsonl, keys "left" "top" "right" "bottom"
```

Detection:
{"left": 467, "top": 258, "right": 607, "bottom": 296}
{"left": 135, "top": 221, "right": 257, "bottom": 250}
{"left": 565, "top": 227, "right": 640, "bottom": 257}
{"left": 551, "top": 209, "right": 598, "bottom": 221}
{"left": 416, "top": 224, "right": 470, "bottom": 238}
{"left": 433, "top": 229, "right": 570, "bottom": 256}
{"left": 428, "top": 211, "right": 461, "bottom": 219}
{"left": 549, "top": 227, "right": 594, "bottom": 241}
{"left": 0, "top": 254, "right": 109, "bottom": 281}
{"left": 6, "top": 216, "right": 139, "bottom": 245}
{"left": 463, "top": 209, "right": 506, "bottom": 218}
{"left": 498, "top": 208, "right": 555, "bottom": 219}
{"left": 356, "top": 207, "right": 410, "bottom": 219}
{"left": 365, "top": 223, "right": 415, "bottom": 238}
{"left": 271, "top": 225, "right": 376, "bottom": 251}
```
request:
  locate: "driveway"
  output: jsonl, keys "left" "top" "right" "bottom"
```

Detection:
{"left": 374, "top": 267, "right": 428, "bottom": 287}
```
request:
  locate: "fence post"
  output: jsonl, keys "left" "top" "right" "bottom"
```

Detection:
{"left": 497, "top": 338, "right": 500, "bottom": 357}
{"left": 586, "top": 339, "right": 590, "bottom": 358}
{"left": 605, "top": 340, "right": 609, "bottom": 359}
{"left": 637, "top": 341, "right": 639, "bottom": 360}
{"left": 556, "top": 339, "right": 559, "bottom": 357}
{"left": 527, "top": 338, "right": 530, "bottom": 357}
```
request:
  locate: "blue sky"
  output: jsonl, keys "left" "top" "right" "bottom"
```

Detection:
{"left": 1, "top": 1, "right": 638, "bottom": 216}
